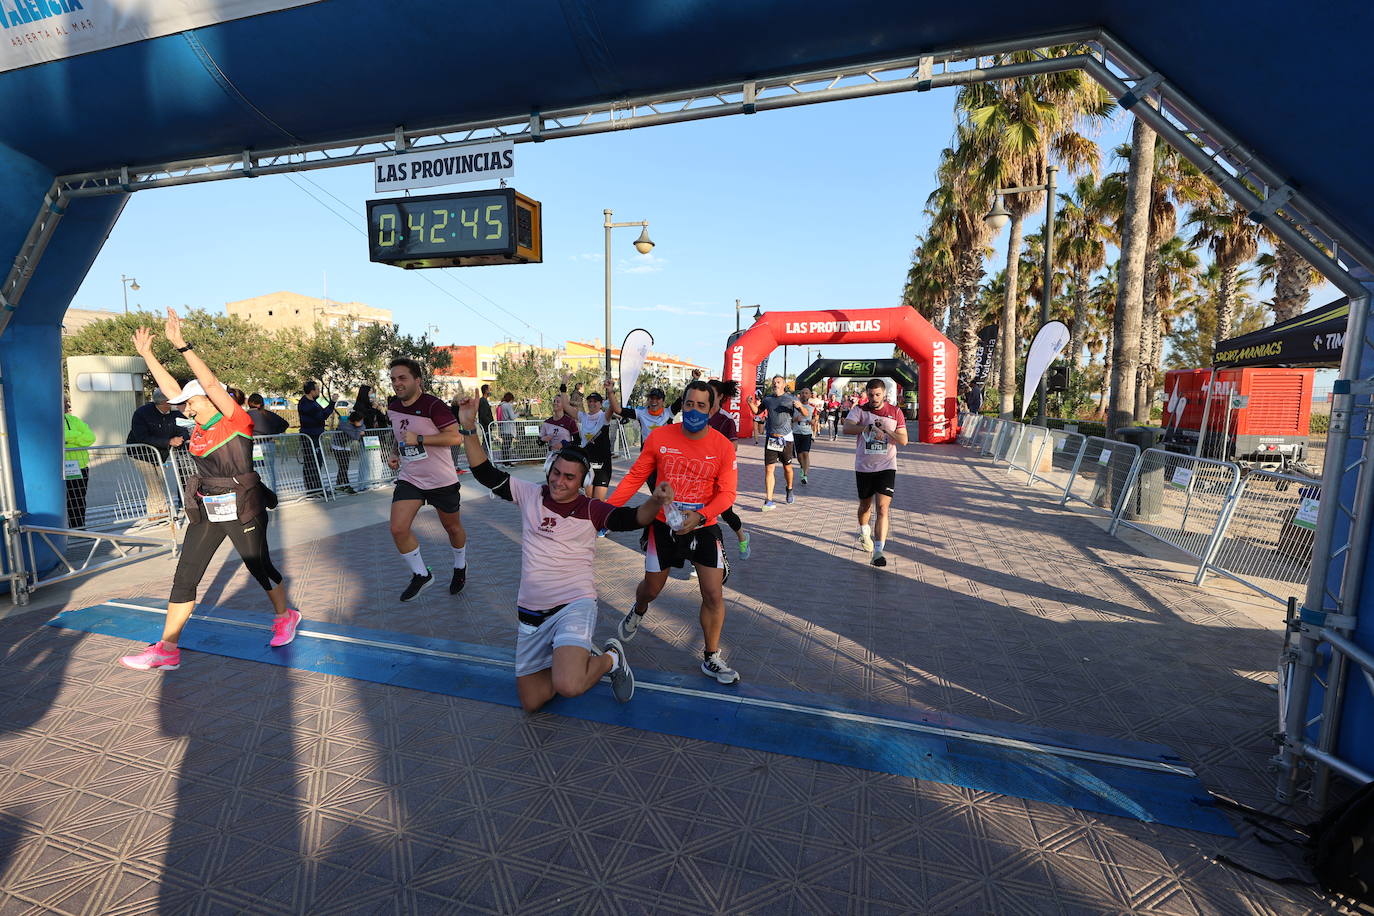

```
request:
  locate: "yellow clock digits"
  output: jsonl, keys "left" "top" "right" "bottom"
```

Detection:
{"left": 459, "top": 208, "right": 478, "bottom": 239}
{"left": 378, "top": 212, "right": 397, "bottom": 246}
{"left": 430, "top": 208, "right": 448, "bottom": 244}
{"left": 485, "top": 204, "right": 504, "bottom": 239}
{"left": 406, "top": 211, "right": 427, "bottom": 241}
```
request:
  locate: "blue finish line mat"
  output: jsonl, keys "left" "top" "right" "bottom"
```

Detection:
{"left": 50, "top": 600, "right": 1233, "bottom": 836}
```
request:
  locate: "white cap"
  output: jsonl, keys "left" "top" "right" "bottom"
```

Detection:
{"left": 166, "top": 380, "right": 225, "bottom": 405}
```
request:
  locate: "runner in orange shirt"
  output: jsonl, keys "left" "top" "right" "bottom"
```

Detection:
{"left": 607, "top": 379, "right": 742, "bottom": 684}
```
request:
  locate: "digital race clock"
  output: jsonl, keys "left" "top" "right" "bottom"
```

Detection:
{"left": 366, "top": 188, "right": 543, "bottom": 268}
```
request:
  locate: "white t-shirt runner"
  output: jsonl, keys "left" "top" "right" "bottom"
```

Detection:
{"left": 621, "top": 405, "right": 674, "bottom": 443}
{"left": 388, "top": 393, "right": 460, "bottom": 490}
{"left": 507, "top": 475, "right": 616, "bottom": 610}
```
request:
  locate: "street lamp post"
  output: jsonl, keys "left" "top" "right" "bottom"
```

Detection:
{"left": 604, "top": 209, "right": 655, "bottom": 381}
{"left": 984, "top": 164, "right": 1057, "bottom": 426}
{"left": 120, "top": 274, "right": 140, "bottom": 314}
{"left": 734, "top": 299, "right": 762, "bottom": 333}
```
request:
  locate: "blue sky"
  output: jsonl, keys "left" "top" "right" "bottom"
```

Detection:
{"left": 71, "top": 87, "right": 1329, "bottom": 379}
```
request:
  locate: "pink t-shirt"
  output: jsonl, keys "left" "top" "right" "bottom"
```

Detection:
{"left": 388, "top": 393, "right": 459, "bottom": 490}
{"left": 847, "top": 402, "right": 906, "bottom": 473}
{"left": 508, "top": 474, "right": 615, "bottom": 611}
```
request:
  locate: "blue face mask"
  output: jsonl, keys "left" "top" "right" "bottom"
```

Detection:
{"left": 681, "top": 409, "right": 709, "bottom": 433}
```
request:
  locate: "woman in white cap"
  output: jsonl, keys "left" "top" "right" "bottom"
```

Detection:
{"left": 120, "top": 308, "right": 300, "bottom": 671}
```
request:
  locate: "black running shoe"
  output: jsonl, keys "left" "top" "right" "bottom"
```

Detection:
{"left": 400, "top": 570, "right": 433, "bottom": 602}
{"left": 450, "top": 566, "right": 466, "bottom": 595}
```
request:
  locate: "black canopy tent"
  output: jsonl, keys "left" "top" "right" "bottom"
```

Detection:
{"left": 1212, "top": 297, "right": 1348, "bottom": 368}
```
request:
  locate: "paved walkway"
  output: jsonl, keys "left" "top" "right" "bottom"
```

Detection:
{"left": 0, "top": 436, "right": 1345, "bottom": 914}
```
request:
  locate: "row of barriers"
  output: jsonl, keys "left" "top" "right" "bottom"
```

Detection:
{"left": 957, "top": 413, "right": 1317, "bottom": 606}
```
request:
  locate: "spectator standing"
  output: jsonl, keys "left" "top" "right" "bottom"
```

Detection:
{"left": 127, "top": 390, "right": 187, "bottom": 519}
{"left": 297, "top": 381, "right": 329, "bottom": 495}
{"left": 246, "top": 393, "right": 288, "bottom": 492}
{"left": 496, "top": 391, "right": 518, "bottom": 461}
{"left": 477, "top": 384, "right": 495, "bottom": 437}
{"left": 63, "top": 398, "right": 95, "bottom": 528}
{"left": 331, "top": 412, "right": 365, "bottom": 494}
{"left": 356, "top": 384, "right": 386, "bottom": 429}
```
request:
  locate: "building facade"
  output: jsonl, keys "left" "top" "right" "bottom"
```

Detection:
{"left": 225, "top": 292, "right": 392, "bottom": 334}
{"left": 561, "top": 339, "right": 711, "bottom": 387}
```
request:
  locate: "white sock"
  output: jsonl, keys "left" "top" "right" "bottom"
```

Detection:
{"left": 401, "top": 547, "right": 426, "bottom": 576}
{"left": 453, "top": 546, "right": 467, "bottom": 569}
{"left": 874, "top": 540, "right": 886, "bottom": 554}
{"left": 605, "top": 648, "right": 622, "bottom": 672}
{"left": 860, "top": 524, "right": 872, "bottom": 537}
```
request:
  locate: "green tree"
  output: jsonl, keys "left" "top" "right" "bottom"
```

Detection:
{"left": 494, "top": 348, "right": 561, "bottom": 415}
{"left": 62, "top": 308, "right": 304, "bottom": 393}
{"left": 1166, "top": 263, "right": 1262, "bottom": 367}
{"left": 955, "top": 44, "right": 1114, "bottom": 417}
{"left": 299, "top": 323, "right": 450, "bottom": 408}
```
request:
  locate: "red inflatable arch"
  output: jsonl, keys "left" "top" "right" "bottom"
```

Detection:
{"left": 721, "top": 307, "right": 959, "bottom": 444}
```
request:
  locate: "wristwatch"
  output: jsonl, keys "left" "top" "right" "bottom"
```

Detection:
{"left": 176, "top": 344, "right": 193, "bottom": 353}
{"left": 416, "top": 434, "right": 425, "bottom": 448}
{"left": 458, "top": 426, "right": 477, "bottom": 436}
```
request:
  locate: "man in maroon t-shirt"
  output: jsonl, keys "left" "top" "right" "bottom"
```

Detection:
{"left": 841, "top": 378, "right": 909, "bottom": 568}
{"left": 386, "top": 357, "right": 467, "bottom": 601}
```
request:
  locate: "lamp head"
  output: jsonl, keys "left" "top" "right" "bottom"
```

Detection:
{"left": 984, "top": 198, "right": 1011, "bottom": 232}
{"left": 632, "top": 227, "right": 655, "bottom": 255}
{"left": 129, "top": 279, "right": 140, "bottom": 291}
{"left": 752, "top": 306, "right": 762, "bottom": 321}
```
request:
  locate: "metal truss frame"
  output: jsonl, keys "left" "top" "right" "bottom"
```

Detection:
{"left": 2, "top": 25, "right": 1372, "bottom": 803}
{"left": 19, "top": 525, "right": 176, "bottom": 594}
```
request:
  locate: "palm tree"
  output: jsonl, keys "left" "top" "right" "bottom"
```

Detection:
{"left": 904, "top": 227, "right": 957, "bottom": 332}
{"left": 1167, "top": 262, "right": 1261, "bottom": 367}
{"left": 955, "top": 45, "right": 1114, "bottom": 417}
{"left": 1083, "top": 272, "right": 1117, "bottom": 415}
{"left": 1147, "top": 235, "right": 1199, "bottom": 396}
{"left": 927, "top": 139, "right": 995, "bottom": 384}
{"left": 1186, "top": 186, "right": 1263, "bottom": 351}
{"left": 1054, "top": 174, "right": 1110, "bottom": 372}
{"left": 1258, "top": 241, "right": 1327, "bottom": 323}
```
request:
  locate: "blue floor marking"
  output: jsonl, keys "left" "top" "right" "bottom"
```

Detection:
{"left": 50, "top": 600, "right": 1233, "bottom": 836}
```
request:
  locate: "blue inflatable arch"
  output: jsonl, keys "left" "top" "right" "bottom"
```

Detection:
{"left": 2, "top": 1, "right": 1372, "bottom": 800}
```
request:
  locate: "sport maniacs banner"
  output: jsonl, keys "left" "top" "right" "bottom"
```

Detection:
{"left": 1212, "top": 296, "right": 1348, "bottom": 368}
{"left": 0, "top": 0, "right": 323, "bottom": 73}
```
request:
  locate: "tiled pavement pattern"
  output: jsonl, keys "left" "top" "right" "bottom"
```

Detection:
{"left": 0, "top": 437, "right": 1351, "bottom": 913}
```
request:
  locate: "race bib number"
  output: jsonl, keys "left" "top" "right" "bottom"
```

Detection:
{"left": 766, "top": 436, "right": 785, "bottom": 452}
{"left": 399, "top": 442, "right": 427, "bottom": 463}
{"left": 863, "top": 429, "right": 888, "bottom": 454}
{"left": 62, "top": 458, "right": 82, "bottom": 480}
{"left": 201, "top": 491, "right": 238, "bottom": 523}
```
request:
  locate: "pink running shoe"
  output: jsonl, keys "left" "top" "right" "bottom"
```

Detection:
{"left": 119, "top": 641, "right": 180, "bottom": 670}
{"left": 269, "top": 609, "right": 302, "bottom": 647}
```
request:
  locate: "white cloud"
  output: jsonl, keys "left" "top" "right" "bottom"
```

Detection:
{"left": 619, "top": 253, "right": 666, "bottom": 274}
{"left": 567, "top": 252, "right": 603, "bottom": 262}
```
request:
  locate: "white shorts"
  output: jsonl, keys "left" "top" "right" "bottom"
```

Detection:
{"left": 514, "top": 597, "right": 597, "bottom": 676}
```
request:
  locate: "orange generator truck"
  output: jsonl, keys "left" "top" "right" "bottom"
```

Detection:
{"left": 1159, "top": 367, "right": 1315, "bottom": 472}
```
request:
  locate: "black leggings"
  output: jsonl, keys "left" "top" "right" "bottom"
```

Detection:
{"left": 720, "top": 506, "right": 742, "bottom": 533}
{"left": 170, "top": 512, "right": 283, "bottom": 603}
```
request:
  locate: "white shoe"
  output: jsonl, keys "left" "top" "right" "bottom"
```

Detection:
{"left": 859, "top": 530, "right": 874, "bottom": 552}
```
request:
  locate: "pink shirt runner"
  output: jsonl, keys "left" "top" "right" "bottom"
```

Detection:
{"left": 508, "top": 475, "right": 615, "bottom": 610}
{"left": 847, "top": 402, "right": 906, "bottom": 473}
{"left": 388, "top": 393, "right": 459, "bottom": 490}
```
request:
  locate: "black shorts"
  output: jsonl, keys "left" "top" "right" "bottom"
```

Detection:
{"left": 793, "top": 433, "right": 813, "bottom": 454}
{"left": 855, "top": 469, "right": 896, "bottom": 500}
{"left": 393, "top": 479, "right": 462, "bottom": 513}
{"left": 763, "top": 438, "right": 794, "bottom": 466}
{"left": 645, "top": 519, "right": 729, "bottom": 579}
{"left": 587, "top": 459, "right": 613, "bottom": 488}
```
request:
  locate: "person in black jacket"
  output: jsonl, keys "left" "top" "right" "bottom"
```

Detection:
{"left": 247, "top": 393, "right": 289, "bottom": 491}
{"left": 297, "top": 381, "right": 329, "bottom": 495}
{"left": 355, "top": 384, "right": 385, "bottom": 429}
{"left": 127, "top": 390, "right": 187, "bottom": 518}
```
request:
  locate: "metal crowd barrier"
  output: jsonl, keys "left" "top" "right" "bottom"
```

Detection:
{"left": 1108, "top": 448, "right": 1241, "bottom": 566}
{"left": 486, "top": 419, "right": 555, "bottom": 465}
{"left": 1060, "top": 436, "right": 1142, "bottom": 517}
{"left": 1202, "top": 471, "right": 1317, "bottom": 603}
{"left": 978, "top": 418, "right": 1007, "bottom": 457}
{"left": 614, "top": 418, "right": 642, "bottom": 459}
{"left": 171, "top": 432, "right": 331, "bottom": 506}
{"left": 63, "top": 442, "right": 178, "bottom": 534}
{"left": 957, "top": 414, "right": 983, "bottom": 447}
{"left": 1029, "top": 429, "right": 1087, "bottom": 490}
{"left": 319, "top": 428, "right": 399, "bottom": 491}
{"left": 1004, "top": 424, "right": 1052, "bottom": 479}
